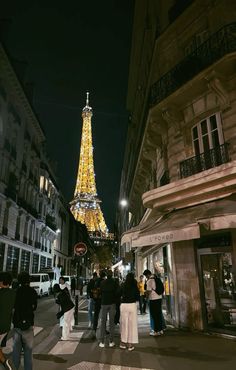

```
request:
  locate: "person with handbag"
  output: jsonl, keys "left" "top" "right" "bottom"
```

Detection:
{"left": 53, "top": 284, "right": 75, "bottom": 340}
{"left": 12, "top": 272, "right": 38, "bottom": 370}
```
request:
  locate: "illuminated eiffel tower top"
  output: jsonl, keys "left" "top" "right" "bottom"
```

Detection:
{"left": 70, "top": 92, "right": 108, "bottom": 237}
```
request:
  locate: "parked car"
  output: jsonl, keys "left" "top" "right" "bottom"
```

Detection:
{"left": 30, "top": 273, "right": 51, "bottom": 297}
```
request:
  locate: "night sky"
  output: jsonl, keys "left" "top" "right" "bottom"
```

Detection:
{"left": 1, "top": 0, "right": 134, "bottom": 231}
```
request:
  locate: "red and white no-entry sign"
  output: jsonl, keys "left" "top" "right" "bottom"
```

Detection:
{"left": 74, "top": 242, "right": 87, "bottom": 257}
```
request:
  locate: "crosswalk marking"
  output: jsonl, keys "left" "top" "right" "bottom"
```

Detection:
{"left": 49, "top": 340, "right": 79, "bottom": 355}
{"left": 49, "top": 331, "right": 83, "bottom": 355}
{"left": 68, "top": 362, "right": 155, "bottom": 370}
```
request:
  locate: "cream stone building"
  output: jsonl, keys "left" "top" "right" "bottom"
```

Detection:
{"left": 120, "top": 0, "right": 236, "bottom": 335}
{"left": 0, "top": 43, "right": 88, "bottom": 279}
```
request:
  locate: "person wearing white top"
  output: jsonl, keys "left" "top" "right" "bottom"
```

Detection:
{"left": 143, "top": 269, "right": 164, "bottom": 336}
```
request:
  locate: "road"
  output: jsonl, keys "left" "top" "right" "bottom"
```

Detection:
{"left": 3, "top": 294, "right": 236, "bottom": 370}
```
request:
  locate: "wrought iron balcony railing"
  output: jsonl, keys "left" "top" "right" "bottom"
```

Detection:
{"left": 149, "top": 23, "right": 236, "bottom": 107}
{"left": 180, "top": 143, "right": 230, "bottom": 179}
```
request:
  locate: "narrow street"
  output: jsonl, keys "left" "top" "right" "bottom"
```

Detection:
{"left": 3, "top": 294, "right": 236, "bottom": 370}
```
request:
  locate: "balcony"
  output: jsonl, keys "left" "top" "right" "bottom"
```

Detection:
{"left": 46, "top": 214, "right": 57, "bottom": 232}
{"left": 180, "top": 143, "right": 230, "bottom": 179}
{"left": 17, "top": 197, "right": 38, "bottom": 219}
{"left": 149, "top": 23, "right": 236, "bottom": 108}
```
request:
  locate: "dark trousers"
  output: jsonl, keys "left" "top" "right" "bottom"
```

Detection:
{"left": 93, "top": 299, "right": 101, "bottom": 331}
{"left": 114, "top": 302, "right": 120, "bottom": 324}
{"left": 139, "top": 295, "right": 146, "bottom": 314}
{"left": 149, "top": 299, "right": 163, "bottom": 332}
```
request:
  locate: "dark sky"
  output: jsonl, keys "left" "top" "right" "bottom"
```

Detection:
{"left": 1, "top": 0, "right": 134, "bottom": 231}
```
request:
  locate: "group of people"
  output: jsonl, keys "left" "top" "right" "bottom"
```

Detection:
{"left": 0, "top": 271, "right": 37, "bottom": 370}
{"left": 0, "top": 268, "right": 166, "bottom": 370}
{"left": 86, "top": 268, "right": 166, "bottom": 351}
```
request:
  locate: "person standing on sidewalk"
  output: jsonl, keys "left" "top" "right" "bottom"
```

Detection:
{"left": 0, "top": 272, "right": 16, "bottom": 370}
{"left": 98, "top": 270, "right": 119, "bottom": 348}
{"left": 92, "top": 270, "right": 106, "bottom": 333}
{"left": 119, "top": 272, "right": 139, "bottom": 351}
{"left": 137, "top": 275, "right": 146, "bottom": 315}
{"left": 70, "top": 277, "right": 76, "bottom": 298}
{"left": 143, "top": 269, "right": 164, "bottom": 336}
{"left": 53, "top": 284, "right": 75, "bottom": 340}
{"left": 86, "top": 272, "right": 98, "bottom": 328}
{"left": 12, "top": 271, "right": 38, "bottom": 370}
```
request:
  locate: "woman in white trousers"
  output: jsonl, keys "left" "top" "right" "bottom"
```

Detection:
{"left": 120, "top": 273, "right": 139, "bottom": 351}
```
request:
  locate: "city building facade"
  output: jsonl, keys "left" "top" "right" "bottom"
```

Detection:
{"left": 119, "top": 0, "right": 236, "bottom": 335}
{"left": 0, "top": 43, "right": 91, "bottom": 278}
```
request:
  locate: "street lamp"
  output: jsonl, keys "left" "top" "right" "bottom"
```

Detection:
{"left": 120, "top": 199, "right": 128, "bottom": 208}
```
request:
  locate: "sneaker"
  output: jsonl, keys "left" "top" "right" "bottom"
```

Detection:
{"left": 128, "top": 346, "right": 134, "bottom": 351}
{"left": 109, "top": 341, "right": 115, "bottom": 347}
{"left": 149, "top": 330, "right": 155, "bottom": 336}
{"left": 3, "top": 359, "right": 13, "bottom": 370}
{"left": 99, "top": 342, "right": 105, "bottom": 348}
{"left": 153, "top": 331, "right": 163, "bottom": 336}
{"left": 119, "top": 344, "right": 126, "bottom": 349}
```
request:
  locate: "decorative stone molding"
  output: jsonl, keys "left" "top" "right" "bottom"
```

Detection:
{"left": 162, "top": 106, "right": 183, "bottom": 134}
{"left": 205, "top": 73, "right": 230, "bottom": 109}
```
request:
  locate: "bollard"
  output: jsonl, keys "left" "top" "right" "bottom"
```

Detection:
{"left": 74, "top": 294, "right": 79, "bottom": 325}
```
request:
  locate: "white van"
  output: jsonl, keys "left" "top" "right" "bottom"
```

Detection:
{"left": 62, "top": 275, "right": 72, "bottom": 288}
{"left": 30, "top": 273, "right": 51, "bottom": 297}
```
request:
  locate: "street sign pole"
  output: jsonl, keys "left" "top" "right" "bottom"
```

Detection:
{"left": 73, "top": 242, "right": 87, "bottom": 326}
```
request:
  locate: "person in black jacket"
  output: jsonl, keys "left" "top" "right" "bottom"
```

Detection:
{"left": 12, "top": 272, "right": 37, "bottom": 370}
{"left": 92, "top": 270, "right": 106, "bottom": 333}
{"left": 0, "top": 272, "right": 16, "bottom": 370}
{"left": 98, "top": 270, "right": 119, "bottom": 348}
{"left": 53, "top": 284, "right": 75, "bottom": 340}
{"left": 86, "top": 272, "right": 97, "bottom": 328}
{"left": 119, "top": 272, "right": 139, "bottom": 351}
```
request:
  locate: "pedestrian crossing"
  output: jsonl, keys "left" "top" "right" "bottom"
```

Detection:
{"left": 3, "top": 315, "right": 160, "bottom": 370}
{"left": 67, "top": 362, "right": 154, "bottom": 370}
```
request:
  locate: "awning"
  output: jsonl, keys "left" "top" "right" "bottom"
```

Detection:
{"left": 121, "top": 194, "right": 236, "bottom": 248}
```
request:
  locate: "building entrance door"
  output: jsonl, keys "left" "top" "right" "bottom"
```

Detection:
{"left": 201, "top": 252, "right": 236, "bottom": 332}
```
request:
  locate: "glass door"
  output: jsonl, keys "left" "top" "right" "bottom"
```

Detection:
{"left": 201, "top": 252, "right": 236, "bottom": 331}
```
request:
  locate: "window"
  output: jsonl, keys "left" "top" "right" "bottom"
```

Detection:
{"left": 192, "top": 113, "right": 224, "bottom": 154}
{"left": 32, "top": 254, "right": 39, "bottom": 273}
{"left": 6, "top": 246, "right": 19, "bottom": 277}
{"left": 0, "top": 243, "right": 5, "bottom": 271}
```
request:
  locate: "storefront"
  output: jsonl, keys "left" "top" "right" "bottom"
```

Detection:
{"left": 138, "top": 243, "right": 177, "bottom": 325}
{"left": 122, "top": 194, "right": 236, "bottom": 334}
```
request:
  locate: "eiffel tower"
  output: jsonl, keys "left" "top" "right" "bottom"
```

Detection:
{"left": 70, "top": 92, "right": 108, "bottom": 237}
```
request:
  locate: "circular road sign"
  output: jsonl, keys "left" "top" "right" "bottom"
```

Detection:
{"left": 74, "top": 242, "right": 87, "bottom": 257}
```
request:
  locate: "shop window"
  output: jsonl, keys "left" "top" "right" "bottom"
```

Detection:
{"left": 201, "top": 252, "right": 236, "bottom": 331}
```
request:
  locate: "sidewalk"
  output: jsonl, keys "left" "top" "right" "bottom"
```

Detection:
{"left": 69, "top": 309, "right": 236, "bottom": 370}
